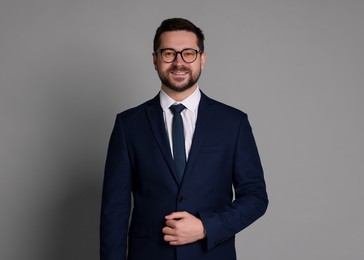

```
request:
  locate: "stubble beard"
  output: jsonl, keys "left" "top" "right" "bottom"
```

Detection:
{"left": 159, "top": 66, "right": 201, "bottom": 93}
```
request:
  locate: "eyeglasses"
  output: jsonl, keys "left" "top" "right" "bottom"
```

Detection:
{"left": 154, "top": 48, "right": 202, "bottom": 63}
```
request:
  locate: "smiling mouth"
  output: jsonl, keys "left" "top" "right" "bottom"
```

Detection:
{"left": 171, "top": 70, "right": 188, "bottom": 75}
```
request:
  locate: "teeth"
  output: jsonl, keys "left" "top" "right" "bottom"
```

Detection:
{"left": 173, "top": 71, "right": 187, "bottom": 75}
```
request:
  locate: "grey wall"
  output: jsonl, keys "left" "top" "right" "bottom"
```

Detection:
{"left": 1, "top": 0, "right": 363, "bottom": 259}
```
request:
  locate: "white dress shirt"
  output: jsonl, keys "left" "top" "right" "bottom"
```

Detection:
{"left": 159, "top": 87, "right": 201, "bottom": 160}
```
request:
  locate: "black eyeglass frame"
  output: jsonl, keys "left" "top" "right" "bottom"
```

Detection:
{"left": 154, "top": 48, "right": 203, "bottom": 63}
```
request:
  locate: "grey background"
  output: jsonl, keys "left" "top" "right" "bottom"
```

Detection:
{"left": 0, "top": 0, "right": 363, "bottom": 259}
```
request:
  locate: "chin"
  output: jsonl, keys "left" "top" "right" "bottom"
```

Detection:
{"left": 160, "top": 75, "right": 198, "bottom": 93}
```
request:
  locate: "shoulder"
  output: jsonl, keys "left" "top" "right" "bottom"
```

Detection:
{"left": 116, "top": 95, "right": 160, "bottom": 120}
{"left": 201, "top": 92, "right": 248, "bottom": 120}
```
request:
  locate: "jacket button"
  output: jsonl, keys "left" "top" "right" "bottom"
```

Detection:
{"left": 178, "top": 196, "right": 184, "bottom": 202}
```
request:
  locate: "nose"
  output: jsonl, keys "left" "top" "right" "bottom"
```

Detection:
{"left": 173, "top": 52, "right": 184, "bottom": 64}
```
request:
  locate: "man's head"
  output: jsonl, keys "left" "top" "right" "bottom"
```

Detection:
{"left": 153, "top": 18, "right": 205, "bottom": 53}
{"left": 153, "top": 18, "right": 206, "bottom": 100}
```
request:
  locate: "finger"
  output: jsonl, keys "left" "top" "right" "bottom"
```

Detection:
{"left": 163, "top": 234, "right": 177, "bottom": 242}
{"left": 165, "top": 211, "right": 187, "bottom": 220}
{"left": 162, "top": 226, "right": 174, "bottom": 235}
{"left": 169, "top": 241, "right": 180, "bottom": 246}
{"left": 165, "top": 219, "right": 177, "bottom": 228}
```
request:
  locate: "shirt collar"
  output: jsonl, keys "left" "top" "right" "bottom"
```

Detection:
{"left": 160, "top": 86, "right": 201, "bottom": 112}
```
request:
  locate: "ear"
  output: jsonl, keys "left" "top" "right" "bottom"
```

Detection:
{"left": 200, "top": 52, "right": 206, "bottom": 70}
{"left": 153, "top": 53, "right": 158, "bottom": 70}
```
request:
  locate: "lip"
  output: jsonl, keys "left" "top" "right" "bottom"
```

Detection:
{"left": 171, "top": 70, "right": 188, "bottom": 75}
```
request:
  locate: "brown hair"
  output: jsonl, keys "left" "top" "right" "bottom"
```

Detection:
{"left": 153, "top": 18, "right": 205, "bottom": 52}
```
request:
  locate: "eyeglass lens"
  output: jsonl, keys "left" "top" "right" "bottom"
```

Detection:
{"left": 161, "top": 49, "right": 198, "bottom": 63}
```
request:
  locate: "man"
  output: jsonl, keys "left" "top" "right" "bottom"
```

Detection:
{"left": 100, "top": 18, "right": 268, "bottom": 260}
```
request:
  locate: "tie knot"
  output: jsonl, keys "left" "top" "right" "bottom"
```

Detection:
{"left": 170, "top": 104, "right": 185, "bottom": 115}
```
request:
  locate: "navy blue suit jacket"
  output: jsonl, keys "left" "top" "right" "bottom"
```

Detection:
{"left": 100, "top": 92, "right": 268, "bottom": 260}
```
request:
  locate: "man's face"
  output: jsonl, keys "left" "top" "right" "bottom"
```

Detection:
{"left": 153, "top": 31, "right": 206, "bottom": 94}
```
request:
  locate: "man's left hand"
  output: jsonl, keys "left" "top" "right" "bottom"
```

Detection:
{"left": 162, "top": 211, "right": 206, "bottom": 246}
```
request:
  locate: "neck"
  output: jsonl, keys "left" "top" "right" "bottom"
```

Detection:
{"left": 161, "top": 85, "right": 197, "bottom": 102}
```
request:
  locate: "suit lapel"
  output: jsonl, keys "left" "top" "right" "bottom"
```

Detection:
{"left": 146, "top": 94, "right": 180, "bottom": 184}
{"left": 145, "top": 92, "right": 216, "bottom": 186}
{"left": 182, "top": 93, "right": 215, "bottom": 184}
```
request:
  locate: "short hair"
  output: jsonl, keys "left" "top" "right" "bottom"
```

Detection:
{"left": 153, "top": 18, "right": 205, "bottom": 52}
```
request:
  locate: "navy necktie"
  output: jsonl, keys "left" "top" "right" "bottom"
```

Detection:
{"left": 169, "top": 104, "right": 186, "bottom": 182}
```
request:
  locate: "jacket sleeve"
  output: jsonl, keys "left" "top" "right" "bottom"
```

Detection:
{"left": 198, "top": 114, "right": 268, "bottom": 250}
{"left": 100, "top": 115, "right": 132, "bottom": 260}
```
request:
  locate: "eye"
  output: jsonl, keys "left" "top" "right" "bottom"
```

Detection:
{"left": 183, "top": 50, "right": 195, "bottom": 57}
{"left": 163, "top": 50, "right": 175, "bottom": 57}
